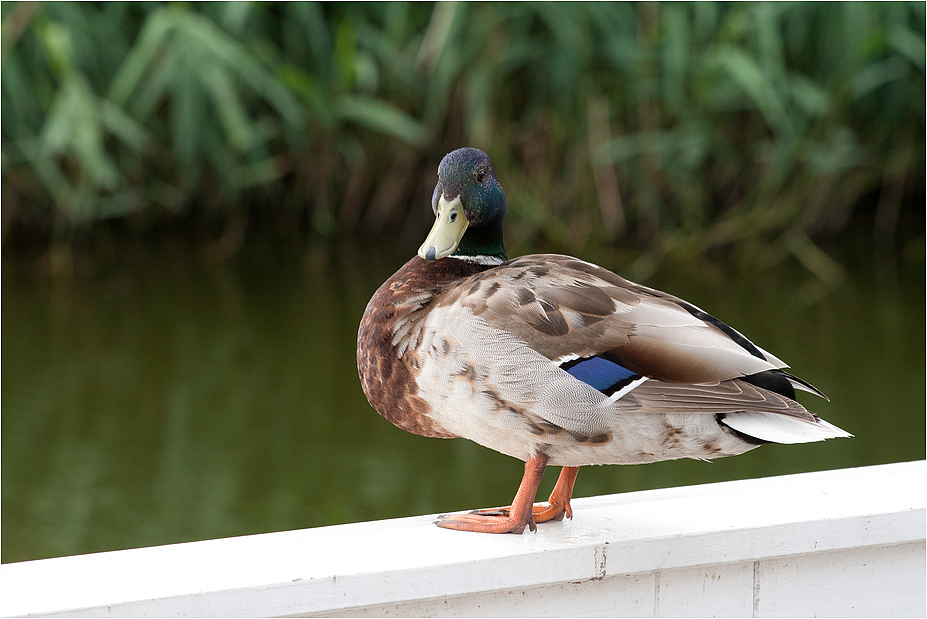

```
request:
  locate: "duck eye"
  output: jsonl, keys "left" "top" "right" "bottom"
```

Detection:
{"left": 475, "top": 169, "right": 485, "bottom": 183}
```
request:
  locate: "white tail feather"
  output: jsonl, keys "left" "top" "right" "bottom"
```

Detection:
{"left": 722, "top": 412, "right": 853, "bottom": 444}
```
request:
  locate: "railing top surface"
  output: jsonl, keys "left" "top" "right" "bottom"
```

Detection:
{"left": 2, "top": 460, "right": 924, "bottom": 618}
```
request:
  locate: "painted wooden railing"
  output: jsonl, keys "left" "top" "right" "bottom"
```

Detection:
{"left": 2, "top": 460, "right": 924, "bottom": 618}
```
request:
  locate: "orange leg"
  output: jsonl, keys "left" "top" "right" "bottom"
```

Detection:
{"left": 536, "top": 465, "right": 579, "bottom": 522}
{"left": 435, "top": 454, "right": 550, "bottom": 534}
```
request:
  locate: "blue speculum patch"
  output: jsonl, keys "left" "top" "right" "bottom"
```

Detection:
{"left": 563, "top": 355, "right": 636, "bottom": 392}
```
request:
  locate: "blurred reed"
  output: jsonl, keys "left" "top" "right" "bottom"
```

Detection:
{"left": 1, "top": 2, "right": 924, "bottom": 268}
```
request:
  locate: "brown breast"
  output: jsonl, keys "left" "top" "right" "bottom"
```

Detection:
{"left": 357, "top": 257, "right": 489, "bottom": 438}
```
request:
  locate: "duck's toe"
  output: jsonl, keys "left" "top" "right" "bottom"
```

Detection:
{"left": 532, "top": 500, "right": 572, "bottom": 522}
{"left": 467, "top": 506, "right": 512, "bottom": 518}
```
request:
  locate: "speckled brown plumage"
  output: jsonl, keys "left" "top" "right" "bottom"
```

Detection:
{"left": 357, "top": 256, "right": 488, "bottom": 438}
{"left": 358, "top": 253, "right": 827, "bottom": 444}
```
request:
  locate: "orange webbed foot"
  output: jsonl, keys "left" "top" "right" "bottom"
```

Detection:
{"left": 435, "top": 511, "right": 537, "bottom": 534}
{"left": 532, "top": 499, "right": 572, "bottom": 522}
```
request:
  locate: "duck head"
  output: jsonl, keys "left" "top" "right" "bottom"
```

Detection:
{"left": 418, "top": 148, "right": 508, "bottom": 264}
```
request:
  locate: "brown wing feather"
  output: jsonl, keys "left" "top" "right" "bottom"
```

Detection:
{"left": 441, "top": 254, "right": 781, "bottom": 384}
{"left": 622, "top": 379, "right": 817, "bottom": 422}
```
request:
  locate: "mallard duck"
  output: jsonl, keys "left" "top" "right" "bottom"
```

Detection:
{"left": 357, "top": 147, "right": 851, "bottom": 534}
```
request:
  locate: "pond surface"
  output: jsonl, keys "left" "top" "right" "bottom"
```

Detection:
{"left": 2, "top": 233, "right": 924, "bottom": 563}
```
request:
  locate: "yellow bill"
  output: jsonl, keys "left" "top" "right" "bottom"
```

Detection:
{"left": 418, "top": 195, "right": 469, "bottom": 262}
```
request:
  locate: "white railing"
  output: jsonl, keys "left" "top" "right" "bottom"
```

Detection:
{"left": 2, "top": 460, "right": 924, "bottom": 618}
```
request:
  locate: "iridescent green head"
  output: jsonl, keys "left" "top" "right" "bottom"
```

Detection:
{"left": 418, "top": 148, "right": 508, "bottom": 264}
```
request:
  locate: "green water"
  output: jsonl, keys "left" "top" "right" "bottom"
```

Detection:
{"left": 2, "top": 237, "right": 924, "bottom": 563}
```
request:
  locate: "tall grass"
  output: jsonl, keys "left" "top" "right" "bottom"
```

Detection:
{"left": 2, "top": 2, "right": 924, "bottom": 268}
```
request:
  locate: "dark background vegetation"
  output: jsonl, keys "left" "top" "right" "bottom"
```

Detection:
{"left": 3, "top": 1, "right": 924, "bottom": 269}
